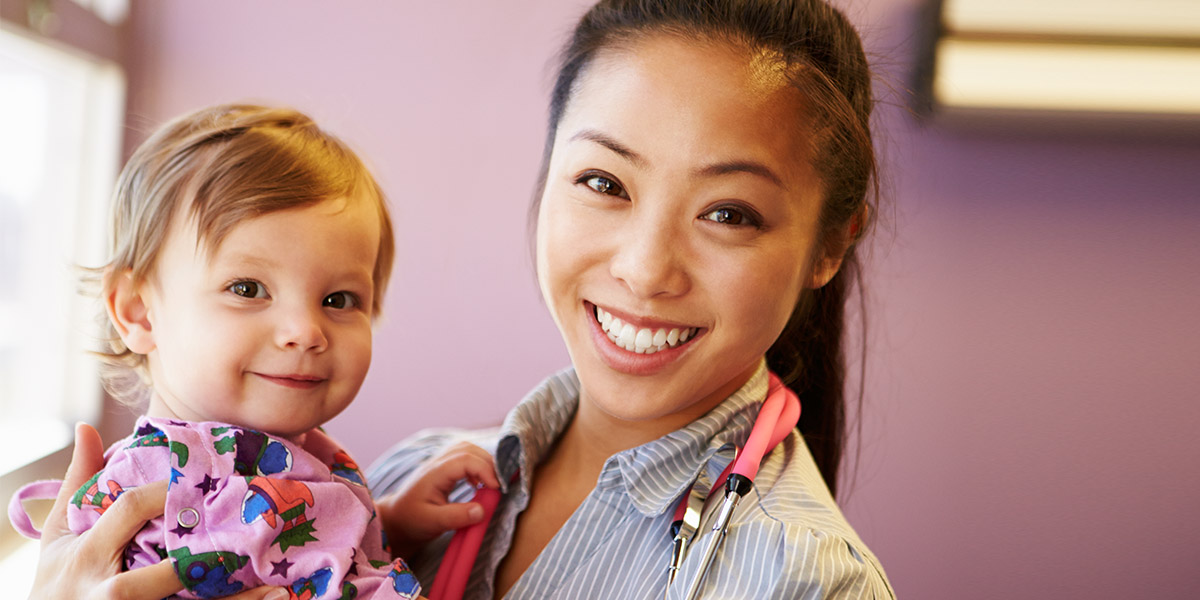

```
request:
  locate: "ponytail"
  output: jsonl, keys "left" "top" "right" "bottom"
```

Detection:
{"left": 767, "top": 253, "right": 863, "bottom": 499}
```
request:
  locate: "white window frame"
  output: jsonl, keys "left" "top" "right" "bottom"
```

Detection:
{"left": 0, "top": 1, "right": 128, "bottom": 593}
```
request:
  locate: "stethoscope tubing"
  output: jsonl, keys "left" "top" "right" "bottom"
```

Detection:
{"left": 679, "top": 373, "right": 801, "bottom": 599}
{"left": 733, "top": 374, "right": 800, "bottom": 480}
{"left": 427, "top": 485, "right": 503, "bottom": 600}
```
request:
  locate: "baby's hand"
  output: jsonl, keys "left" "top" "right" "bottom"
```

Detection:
{"left": 376, "top": 442, "right": 500, "bottom": 559}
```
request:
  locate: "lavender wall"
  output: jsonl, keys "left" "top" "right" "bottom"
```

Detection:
{"left": 123, "top": 1, "right": 1200, "bottom": 597}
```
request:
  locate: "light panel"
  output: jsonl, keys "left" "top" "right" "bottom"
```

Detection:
{"left": 930, "top": 0, "right": 1200, "bottom": 118}
{"left": 935, "top": 39, "right": 1200, "bottom": 115}
{"left": 943, "top": 0, "right": 1200, "bottom": 39}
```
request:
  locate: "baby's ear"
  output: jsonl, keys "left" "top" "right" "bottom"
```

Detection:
{"left": 106, "top": 269, "right": 156, "bottom": 354}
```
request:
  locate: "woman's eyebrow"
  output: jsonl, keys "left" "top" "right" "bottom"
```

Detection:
{"left": 569, "top": 129, "right": 646, "bottom": 167}
{"left": 570, "top": 128, "right": 784, "bottom": 189}
{"left": 695, "top": 160, "right": 784, "bottom": 188}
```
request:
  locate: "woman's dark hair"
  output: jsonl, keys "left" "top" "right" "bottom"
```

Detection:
{"left": 534, "top": 0, "right": 877, "bottom": 498}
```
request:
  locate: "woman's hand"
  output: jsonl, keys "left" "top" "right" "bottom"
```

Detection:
{"left": 29, "top": 422, "right": 288, "bottom": 600}
{"left": 376, "top": 441, "right": 501, "bottom": 559}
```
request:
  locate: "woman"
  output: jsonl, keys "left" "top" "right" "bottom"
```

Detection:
{"left": 31, "top": 0, "right": 893, "bottom": 597}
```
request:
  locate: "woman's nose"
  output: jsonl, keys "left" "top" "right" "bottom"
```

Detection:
{"left": 608, "top": 210, "right": 690, "bottom": 299}
{"left": 275, "top": 305, "right": 328, "bottom": 352}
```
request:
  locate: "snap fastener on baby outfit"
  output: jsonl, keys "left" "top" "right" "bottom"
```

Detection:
{"left": 177, "top": 507, "right": 200, "bottom": 528}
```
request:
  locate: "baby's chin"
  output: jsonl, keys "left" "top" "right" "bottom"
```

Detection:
{"left": 237, "top": 420, "right": 318, "bottom": 442}
{"left": 199, "top": 414, "right": 320, "bottom": 442}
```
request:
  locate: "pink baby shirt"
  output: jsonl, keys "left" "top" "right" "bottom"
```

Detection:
{"left": 11, "top": 417, "right": 420, "bottom": 600}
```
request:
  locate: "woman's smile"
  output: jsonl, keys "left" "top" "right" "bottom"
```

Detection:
{"left": 585, "top": 301, "right": 706, "bottom": 376}
{"left": 592, "top": 302, "right": 701, "bottom": 355}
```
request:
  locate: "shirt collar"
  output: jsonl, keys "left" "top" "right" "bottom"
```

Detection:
{"left": 493, "top": 361, "right": 769, "bottom": 517}
{"left": 494, "top": 368, "right": 581, "bottom": 494}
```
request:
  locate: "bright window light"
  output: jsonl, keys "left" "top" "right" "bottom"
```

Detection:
{"left": 0, "top": 26, "right": 124, "bottom": 474}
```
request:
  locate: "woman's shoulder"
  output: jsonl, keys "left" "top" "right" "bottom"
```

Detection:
{"left": 730, "top": 433, "right": 895, "bottom": 598}
{"left": 723, "top": 518, "right": 894, "bottom": 599}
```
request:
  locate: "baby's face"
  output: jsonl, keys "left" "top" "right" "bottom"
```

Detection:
{"left": 138, "top": 196, "right": 380, "bottom": 437}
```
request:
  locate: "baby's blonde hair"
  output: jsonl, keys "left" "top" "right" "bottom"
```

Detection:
{"left": 95, "top": 104, "right": 394, "bottom": 405}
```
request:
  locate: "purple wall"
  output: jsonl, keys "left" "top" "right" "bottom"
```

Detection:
{"left": 123, "top": 1, "right": 1200, "bottom": 597}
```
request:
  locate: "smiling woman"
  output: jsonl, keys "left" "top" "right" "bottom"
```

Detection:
{"left": 458, "top": 9, "right": 885, "bottom": 592}
{"left": 536, "top": 35, "right": 844, "bottom": 432}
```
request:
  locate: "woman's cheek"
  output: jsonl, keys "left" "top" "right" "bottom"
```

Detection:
{"left": 535, "top": 206, "right": 570, "bottom": 319}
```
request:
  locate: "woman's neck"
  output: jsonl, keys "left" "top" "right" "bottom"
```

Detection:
{"left": 554, "top": 388, "right": 725, "bottom": 472}
{"left": 560, "top": 400, "right": 682, "bottom": 465}
{"left": 558, "top": 361, "right": 764, "bottom": 465}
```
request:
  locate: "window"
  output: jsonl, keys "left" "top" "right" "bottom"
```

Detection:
{"left": 0, "top": 15, "right": 125, "bottom": 594}
{"left": 0, "top": 25, "right": 124, "bottom": 473}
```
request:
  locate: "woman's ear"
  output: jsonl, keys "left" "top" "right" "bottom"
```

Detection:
{"left": 808, "top": 205, "right": 868, "bottom": 289}
{"left": 106, "top": 269, "right": 156, "bottom": 354}
{"left": 808, "top": 252, "right": 844, "bottom": 289}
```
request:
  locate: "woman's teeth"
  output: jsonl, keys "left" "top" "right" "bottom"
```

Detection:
{"left": 595, "top": 306, "right": 696, "bottom": 354}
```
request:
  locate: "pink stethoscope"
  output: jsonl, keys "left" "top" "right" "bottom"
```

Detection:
{"left": 427, "top": 372, "right": 800, "bottom": 600}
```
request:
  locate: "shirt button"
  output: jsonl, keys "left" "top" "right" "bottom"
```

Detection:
{"left": 177, "top": 507, "right": 200, "bottom": 528}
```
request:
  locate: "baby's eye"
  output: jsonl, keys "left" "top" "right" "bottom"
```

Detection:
{"left": 699, "top": 207, "right": 749, "bottom": 226}
{"left": 323, "top": 292, "right": 359, "bottom": 310}
{"left": 229, "top": 280, "right": 268, "bottom": 299}
{"left": 580, "top": 173, "right": 626, "bottom": 197}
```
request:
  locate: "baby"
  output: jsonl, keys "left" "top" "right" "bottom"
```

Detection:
{"left": 8, "top": 104, "right": 496, "bottom": 599}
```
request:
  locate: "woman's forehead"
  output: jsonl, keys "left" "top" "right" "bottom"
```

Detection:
{"left": 558, "top": 34, "right": 816, "bottom": 185}
{"left": 585, "top": 33, "right": 792, "bottom": 98}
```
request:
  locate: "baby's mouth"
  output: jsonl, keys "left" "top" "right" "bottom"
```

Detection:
{"left": 254, "top": 373, "right": 326, "bottom": 388}
{"left": 594, "top": 305, "right": 700, "bottom": 355}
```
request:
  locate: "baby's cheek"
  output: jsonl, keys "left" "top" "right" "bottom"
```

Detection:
{"left": 345, "top": 327, "right": 374, "bottom": 384}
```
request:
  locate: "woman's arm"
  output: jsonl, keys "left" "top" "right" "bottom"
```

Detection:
{"left": 29, "top": 423, "right": 287, "bottom": 600}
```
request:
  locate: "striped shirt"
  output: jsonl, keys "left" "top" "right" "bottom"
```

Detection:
{"left": 367, "top": 365, "right": 894, "bottom": 599}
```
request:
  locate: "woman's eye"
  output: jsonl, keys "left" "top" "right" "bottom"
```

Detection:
{"left": 700, "top": 207, "right": 748, "bottom": 226}
{"left": 582, "top": 174, "right": 625, "bottom": 197}
{"left": 323, "top": 292, "right": 359, "bottom": 310}
{"left": 229, "top": 281, "right": 267, "bottom": 298}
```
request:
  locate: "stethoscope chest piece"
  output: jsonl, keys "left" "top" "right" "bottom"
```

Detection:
{"left": 666, "top": 372, "right": 800, "bottom": 600}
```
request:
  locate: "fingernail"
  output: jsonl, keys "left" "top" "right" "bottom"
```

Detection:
{"left": 265, "top": 589, "right": 290, "bottom": 600}
{"left": 468, "top": 504, "right": 484, "bottom": 521}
